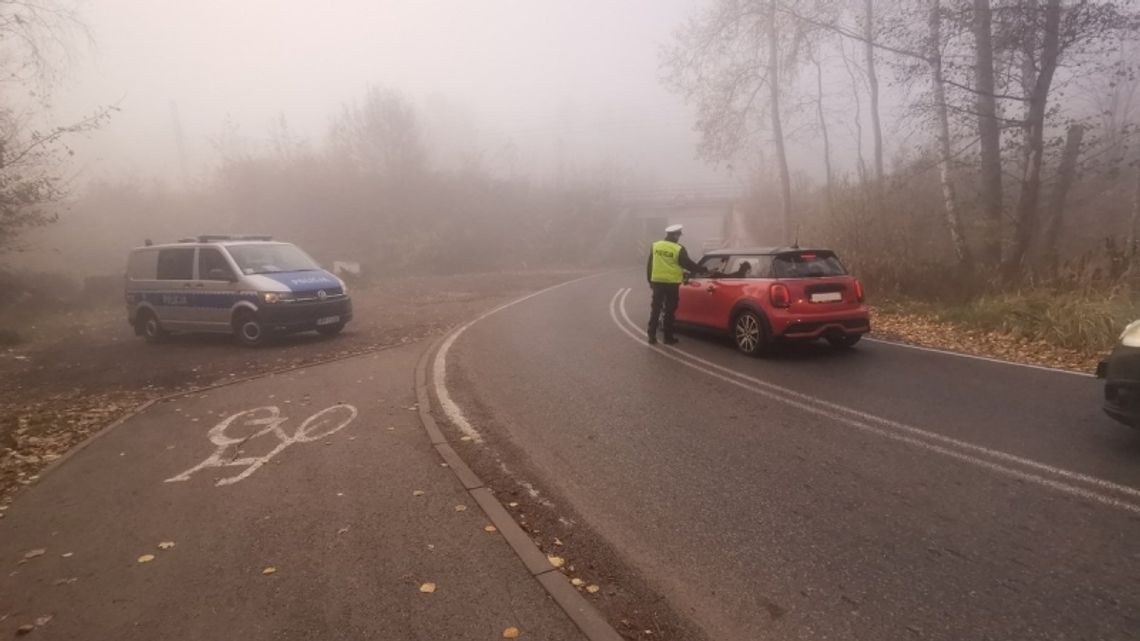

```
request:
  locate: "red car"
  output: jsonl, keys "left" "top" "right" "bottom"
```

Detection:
{"left": 676, "top": 247, "right": 870, "bottom": 355}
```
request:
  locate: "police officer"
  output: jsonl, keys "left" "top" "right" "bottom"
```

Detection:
{"left": 647, "top": 224, "right": 704, "bottom": 345}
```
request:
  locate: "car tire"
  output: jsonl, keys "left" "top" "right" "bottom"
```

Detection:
{"left": 827, "top": 334, "right": 862, "bottom": 349}
{"left": 732, "top": 310, "right": 768, "bottom": 356}
{"left": 138, "top": 310, "right": 168, "bottom": 343}
{"left": 316, "top": 322, "right": 345, "bottom": 337}
{"left": 233, "top": 310, "right": 269, "bottom": 347}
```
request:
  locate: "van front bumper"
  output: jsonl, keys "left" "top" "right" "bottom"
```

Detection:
{"left": 259, "top": 296, "right": 353, "bottom": 333}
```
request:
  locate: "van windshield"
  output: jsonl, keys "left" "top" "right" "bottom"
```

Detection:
{"left": 227, "top": 244, "right": 319, "bottom": 275}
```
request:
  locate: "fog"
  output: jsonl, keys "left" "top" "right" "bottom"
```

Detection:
{"left": 60, "top": 0, "right": 724, "bottom": 186}
{"left": 4, "top": 0, "right": 1139, "bottom": 295}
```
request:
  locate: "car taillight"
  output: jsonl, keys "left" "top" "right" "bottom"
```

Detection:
{"left": 769, "top": 283, "right": 791, "bottom": 308}
{"left": 854, "top": 280, "right": 865, "bottom": 303}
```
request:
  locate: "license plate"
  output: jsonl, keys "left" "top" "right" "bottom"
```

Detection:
{"left": 810, "top": 292, "right": 843, "bottom": 303}
{"left": 316, "top": 316, "right": 340, "bottom": 326}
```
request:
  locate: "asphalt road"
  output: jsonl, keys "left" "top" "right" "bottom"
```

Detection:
{"left": 444, "top": 273, "right": 1140, "bottom": 641}
{"left": 1, "top": 344, "right": 585, "bottom": 640}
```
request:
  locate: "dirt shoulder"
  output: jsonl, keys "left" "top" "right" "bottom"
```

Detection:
{"left": 0, "top": 271, "right": 589, "bottom": 506}
{"left": 871, "top": 304, "right": 1106, "bottom": 374}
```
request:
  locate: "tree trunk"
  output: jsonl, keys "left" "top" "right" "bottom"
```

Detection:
{"left": 928, "top": 0, "right": 972, "bottom": 270}
{"left": 1042, "top": 123, "right": 1084, "bottom": 278}
{"left": 768, "top": 1, "right": 794, "bottom": 243}
{"left": 864, "top": 0, "right": 884, "bottom": 190}
{"left": 973, "top": 0, "right": 1003, "bottom": 266}
{"left": 1003, "top": 0, "right": 1062, "bottom": 282}
{"left": 1130, "top": 163, "right": 1140, "bottom": 257}
{"left": 811, "top": 53, "right": 834, "bottom": 216}
{"left": 841, "top": 42, "right": 868, "bottom": 186}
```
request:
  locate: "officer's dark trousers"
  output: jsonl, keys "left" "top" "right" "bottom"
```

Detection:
{"left": 648, "top": 282, "right": 680, "bottom": 339}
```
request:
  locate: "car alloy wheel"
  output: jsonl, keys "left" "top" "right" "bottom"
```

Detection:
{"left": 734, "top": 311, "right": 766, "bottom": 356}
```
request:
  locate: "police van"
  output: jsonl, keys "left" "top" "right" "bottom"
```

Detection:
{"left": 125, "top": 235, "right": 352, "bottom": 346}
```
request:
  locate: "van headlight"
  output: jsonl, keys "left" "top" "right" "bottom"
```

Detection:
{"left": 1120, "top": 320, "right": 1140, "bottom": 347}
{"left": 262, "top": 292, "right": 295, "bottom": 304}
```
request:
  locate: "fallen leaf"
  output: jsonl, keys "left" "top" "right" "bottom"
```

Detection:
{"left": 23, "top": 549, "right": 46, "bottom": 560}
{"left": 553, "top": 538, "right": 563, "bottom": 546}
{"left": 33, "top": 616, "right": 51, "bottom": 627}
{"left": 60, "top": 553, "right": 73, "bottom": 558}
{"left": 419, "top": 582, "right": 437, "bottom": 593}
{"left": 459, "top": 435, "right": 473, "bottom": 441}
{"left": 137, "top": 554, "right": 155, "bottom": 563}
{"left": 337, "top": 527, "right": 350, "bottom": 535}
{"left": 502, "top": 627, "right": 521, "bottom": 639}
{"left": 508, "top": 502, "right": 519, "bottom": 507}
{"left": 484, "top": 524, "right": 498, "bottom": 533}
{"left": 586, "top": 584, "right": 600, "bottom": 594}
{"left": 16, "top": 624, "right": 34, "bottom": 635}
{"left": 547, "top": 555, "right": 565, "bottom": 569}
{"left": 571, "top": 578, "right": 585, "bottom": 587}
{"left": 157, "top": 541, "right": 175, "bottom": 550}
{"left": 413, "top": 490, "right": 425, "bottom": 497}
{"left": 262, "top": 567, "right": 277, "bottom": 575}
{"left": 454, "top": 505, "right": 467, "bottom": 512}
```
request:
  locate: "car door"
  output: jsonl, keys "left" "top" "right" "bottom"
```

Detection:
{"left": 154, "top": 247, "right": 196, "bottom": 328}
{"left": 194, "top": 247, "right": 240, "bottom": 331}
{"left": 677, "top": 255, "right": 727, "bottom": 327}
{"left": 701, "top": 256, "right": 756, "bottom": 331}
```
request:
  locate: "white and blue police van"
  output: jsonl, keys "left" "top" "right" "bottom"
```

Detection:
{"left": 125, "top": 235, "right": 352, "bottom": 346}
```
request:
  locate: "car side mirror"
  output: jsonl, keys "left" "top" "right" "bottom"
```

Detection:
{"left": 208, "top": 268, "right": 235, "bottom": 282}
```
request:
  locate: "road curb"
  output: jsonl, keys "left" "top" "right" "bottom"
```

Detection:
{"left": 413, "top": 333, "right": 625, "bottom": 641}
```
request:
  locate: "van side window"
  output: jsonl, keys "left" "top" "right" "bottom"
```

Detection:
{"left": 156, "top": 248, "right": 195, "bottom": 280}
{"left": 198, "top": 248, "right": 234, "bottom": 281}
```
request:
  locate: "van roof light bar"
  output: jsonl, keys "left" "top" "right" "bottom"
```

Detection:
{"left": 196, "top": 234, "right": 274, "bottom": 242}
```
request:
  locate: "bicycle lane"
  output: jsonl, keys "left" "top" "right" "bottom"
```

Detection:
{"left": 0, "top": 342, "right": 585, "bottom": 641}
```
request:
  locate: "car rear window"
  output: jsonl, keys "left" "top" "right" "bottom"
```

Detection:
{"left": 772, "top": 252, "right": 846, "bottom": 278}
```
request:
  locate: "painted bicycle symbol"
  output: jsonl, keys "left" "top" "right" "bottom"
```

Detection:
{"left": 166, "top": 404, "right": 358, "bottom": 487}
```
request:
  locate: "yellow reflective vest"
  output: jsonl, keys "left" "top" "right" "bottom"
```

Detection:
{"left": 650, "top": 240, "right": 685, "bottom": 284}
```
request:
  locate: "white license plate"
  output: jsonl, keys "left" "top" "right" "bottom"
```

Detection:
{"left": 316, "top": 316, "right": 341, "bottom": 326}
{"left": 810, "top": 292, "right": 843, "bottom": 303}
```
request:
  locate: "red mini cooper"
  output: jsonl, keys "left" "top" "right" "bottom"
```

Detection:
{"left": 676, "top": 247, "right": 870, "bottom": 355}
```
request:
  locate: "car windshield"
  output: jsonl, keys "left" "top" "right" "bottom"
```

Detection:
{"left": 772, "top": 252, "right": 846, "bottom": 278}
{"left": 226, "top": 243, "right": 319, "bottom": 275}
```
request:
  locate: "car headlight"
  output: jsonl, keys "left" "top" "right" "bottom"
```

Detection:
{"left": 1120, "top": 320, "right": 1140, "bottom": 347}
{"left": 262, "top": 292, "right": 295, "bottom": 304}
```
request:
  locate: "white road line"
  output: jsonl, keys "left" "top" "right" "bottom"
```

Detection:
{"left": 432, "top": 273, "right": 609, "bottom": 443}
{"left": 620, "top": 289, "right": 1139, "bottom": 500}
{"left": 864, "top": 337, "right": 1096, "bottom": 378}
{"left": 611, "top": 288, "right": 1140, "bottom": 514}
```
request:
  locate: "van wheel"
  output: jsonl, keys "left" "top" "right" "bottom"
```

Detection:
{"left": 827, "top": 334, "right": 862, "bottom": 349}
{"left": 316, "top": 322, "right": 345, "bottom": 337}
{"left": 233, "top": 310, "right": 269, "bottom": 347}
{"left": 138, "top": 310, "right": 168, "bottom": 343}
{"left": 732, "top": 310, "right": 768, "bottom": 356}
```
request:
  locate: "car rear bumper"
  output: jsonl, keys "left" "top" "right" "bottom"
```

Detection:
{"left": 1102, "top": 345, "right": 1140, "bottom": 428}
{"left": 259, "top": 297, "right": 353, "bottom": 333}
{"left": 769, "top": 307, "right": 871, "bottom": 339}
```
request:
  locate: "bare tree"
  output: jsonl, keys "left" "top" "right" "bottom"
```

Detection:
{"left": 1041, "top": 123, "right": 1084, "bottom": 276}
{"left": 663, "top": 0, "right": 798, "bottom": 242}
{"left": 864, "top": 0, "right": 885, "bottom": 184}
{"left": 973, "top": 0, "right": 1004, "bottom": 267}
{"left": 329, "top": 87, "right": 426, "bottom": 178}
{"left": 928, "top": 0, "right": 972, "bottom": 269}
{"left": 767, "top": 1, "right": 794, "bottom": 239}
{"left": 0, "top": 0, "right": 112, "bottom": 253}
